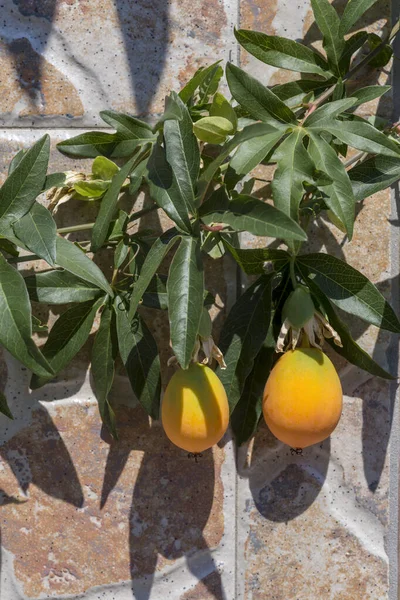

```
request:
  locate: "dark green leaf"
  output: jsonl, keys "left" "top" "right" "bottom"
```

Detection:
{"left": 129, "top": 158, "right": 148, "bottom": 196}
{"left": 13, "top": 202, "right": 57, "bottom": 266}
{"left": 310, "top": 0, "right": 345, "bottom": 70}
{"left": 226, "top": 62, "right": 297, "bottom": 124}
{"left": 167, "top": 236, "right": 204, "bottom": 369}
{"left": 114, "top": 239, "right": 130, "bottom": 269}
{"left": 200, "top": 122, "right": 282, "bottom": 184}
{"left": 43, "top": 172, "right": 66, "bottom": 192}
{"left": 0, "top": 135, "right": 50, "bottom": 233}
{"left": 349, "top": 85, "right": 391, "bottom": 107}
{"left": 0, "top": 392, "right": 13, "bottom": 420}
{"left": 32, "top": 315, "right": 48, "bottom": 333}
{"left": 25, "top": 270, "right": 103, "bottom": 304}
{"left": 223, "top": 238, "right": 290, "bottom": 274}
{"left": 348, "top": 155, "right": 400, "bottom": 201}
{"left": 141, "top": 275, "right": 168, "bottom": 310}
{"left": 100, "top": 110, "right": 154, "bottom": 138}
{"left": 230, "top": 129, "right": 284, "bottom": 175}
{"left": 271, "top": 128, "right": 315, "bottom": 221}
{"left": 57, "top": 132, "right": 120, "bottom": 158}
{"left": 308, "top": 133, "right": 355, "bottom": 237}
{"left": 8, "top": 150, "right": 26, "bottom": 175}
{"left": 115, "top": 297, "right": 161, "bottom": 418}
{"left": 198, "top": 64, "right": 224, "bottom": 104}
{"left": 164, "top": 93, "right": 200, "bottom": 214}
{"left": 303, "top": 274, "right": 394, "bottom": 379}
{"left": 311, "top": 119, "right": 400, "bottom": 158}
{"left": 217, "top": 275, "right": 273, "bottom": 412}
{"left": 339, "top": 31, "right": 369, "bottom": 74}
{"left": 179, "top": 61, "right": 222, "bottom": 104}
{"left": 304, "top": 98, "right": 356, "bottom": 126}
{"left": 91, "top": 156, "right": 137, "bottom": 252}
{"left": 0, "top": 253, "right": 54, "bottom": 377}
{"left": 92, "top": 303, "right": 118, "bottom": 438}
{"left": 339, "top": 0, "right": 378, "bottom": 35}
{"left": 235, "top": 29, "right": 331, "bottom": 77}
{"left": 31, "top": 297, "right": 104, "bottom": 389}
{"left": 0, "top": 238, "right": 18, "bottom": 257}
{"left": 128, "top": 228, "right": 181, "bottom": 319}
{"left": 147, "top": 144, "right": 193, "bottom": 233}
{"left": 56, "top": 237, "right": 113, "bottom": 296}
{"left": 273, "top": 79, "right": 330, "bottom": 107}
{"left": 202, "top": 195, "right": 308, "bottom": 241}
{"left": 297, "top": 253, "right": 400, "bottom": 332}
{"left": 231, "top": 334, "right": 275, "bottom": 445}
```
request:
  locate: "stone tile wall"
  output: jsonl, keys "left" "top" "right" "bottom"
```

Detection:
{"left": 0, "top": 1, "right": 398, "bottom": 599}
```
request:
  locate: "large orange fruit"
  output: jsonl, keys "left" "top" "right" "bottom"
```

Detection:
{"left": 162, "top": 363, "right": 229, "bottom": 453}
{"left": 263, "top": 348, "right": 342, "bottom": 449}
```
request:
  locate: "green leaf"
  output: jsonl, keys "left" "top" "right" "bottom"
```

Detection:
{"left": 271, "top": 128, "right": 315, "bottom": 221}
{"left": 297, "top": 253, "right": 400, "bottom": 332}
{"left": 302, "top": 274, "right": 394, "bottom": 379}
{"left": 157, "top": 94, "right": 183, "bottom": 125}
{"left": 231, "top": 334, "right": 275, "bottom": 445}
{"left": 128, "top": 228, "right": 181, "bottom": 319}
{"left": 56, "top": 237, "right": 113, "bottom": 296}
{"left": 57, "top": 132, "right": 120, "bottom": 158}
{"left": 304, "top": 98, "right": 356, "bottom": 126}
{"left": 310, "top": 0, "right": 345, "bottom": 70}
{"left": 217, "top": 275, "right": 273, "bottom": 412}
{"left": 147, "top": 144, "right": 193, "bottom": 233}
{"left": 43, "top": 172, "right": 66, "bottom": 192}
{"left": 25, "top": 270, "right": 103, "bottom": 304}
{"left": 179, "top": 61, "right": 222, "bottom": 104}
{"left": 226, "top": 63, "right": 297, "bottom": 124}
{"left": 0, "top": 392, "right": 13, "bottom": 420}
{"left": 129, "top": 158, "right": 148, "bottom": 196}
{"left": 311, "top": 119, "right": 400, "bottom": 158}
{"left": 0, "top": 253, "right": 54, "bottom": 377}
{"left": 31, "top": 297, "right": 104, "bottom": 389}
{"left": 32, "top": 315, "right": 48, "bottom": 332}
{"left": 235, "top": 29, "right": 331, "bottom": 77}
{"left": 201, "top": 195, "right": 308, "bottom": 241}
{"left": 0, "top": 238, "right": 18, "bottom": 257}
{"left": 193, "top": 116, "right": 235, "bottom": 144}
{"left": 73, "top": 180, "right": 109, "bottom": 199}
{"left": 114, "top": 239, "right": 130, "bottom": 268}
{"left": 164, "top": 93, "right": 200, "bottom": 215}
{"left": 198, "top": 65, "right": 224, "bottom": 104}
{"left": 348, "top": 155, "right": 400, "bottom": 201}
{"left": 115, "top": 298, "right": 161, "bottom": 418}
{"left": 13, "top": 202, "right": 57, "bottom": 266}
{"left": 8, "top": 149, "right": 26, "bottom": 175}
{"left": 92, "top": 303, "right": 118, "bottom": 438}
{"left": 100, "top": 110, "right": 156, "bottom": 146}
{"left": 339, "top": 0, "right": 378, "bottom": 35}
{"left": 339, "top": 31, "right": 369, "bottom": 74}
{"left": 307, "top": 132, "right": 355, "bottom": 237}
{"left": 349, "top": 85, "right": 391, "bottom": 108}
{"left": 230, "top": 129, "right": 284, "bottom": 175}
{"left": 273, "top": 79, "right": 330, "bottom": 107}
{"left": 200, "top": 123, "right": 282, "bottom": 184}
{"left": 210, "top": 92, "right": 238, "bottom": 131}
{"left": 92, "top": 156, "right": 119, "bottom": 180}
{"left": 167, "top": 236, "right": 204, "bottom": 369}
{"left": 367, "top": 34, "right": 393, "bottom": 68}
{"left": 0, "top": 135, "right": 50, "bottom": 233}
{"left": 91, "top": 156, "right": 137, "bottom": 252}
{"left": 141, "top": 274, "right": 168, "bottom": 310}
{"left": 223, "top": 239, "right": 290, "bottom": 274}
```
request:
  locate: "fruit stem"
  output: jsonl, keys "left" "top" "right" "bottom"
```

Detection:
{"left": 300, "top": 332, "right": 310, "bottom": 348}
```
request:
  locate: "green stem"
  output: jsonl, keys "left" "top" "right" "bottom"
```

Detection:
{"left": 127, "top": 204, "right": 158, "bottom": 222}
{"left": 290, "top": 257, "right": 297, "bottom": 289}
{"left": 8, "top": 254, "right": 40, "bottom": 263}
{"left": 57, "top": 223, "right": 94, "bottom": 234}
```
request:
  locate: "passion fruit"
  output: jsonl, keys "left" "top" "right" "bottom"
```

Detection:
{"left": 263, "top": 348, "right": 342, "bottom": 449}
{"left": 162, "top": 363, "right": 229, "bottom": 453}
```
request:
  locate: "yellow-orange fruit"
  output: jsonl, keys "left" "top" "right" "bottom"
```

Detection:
{"left": 263, "top": 348, "right": 342, "bottom": 449}
{"left": 162, "top": 363, "right": 229, "bottom": 453}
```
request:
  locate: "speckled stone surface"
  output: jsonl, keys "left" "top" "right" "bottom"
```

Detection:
{"left": 0, "top": 0, "right": 399, "bottom": 599}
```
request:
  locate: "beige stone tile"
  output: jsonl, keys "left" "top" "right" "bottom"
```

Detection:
{"left": 0, "top": 0, "right": 237, "bottom": 126}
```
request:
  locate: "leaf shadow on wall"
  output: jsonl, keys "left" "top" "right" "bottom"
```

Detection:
{"left": 3, "top": 0, "right": 170, "bottom": 118}
{"left": 100, "top": 405, "right": 225, "bottom": 600}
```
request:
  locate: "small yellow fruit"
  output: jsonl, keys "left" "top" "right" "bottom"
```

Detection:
{"left": 263, "top": 348, "right": 342, "bottom": 449}
{"left": 162, "top": 363, "right": 229, "bottom": 453}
